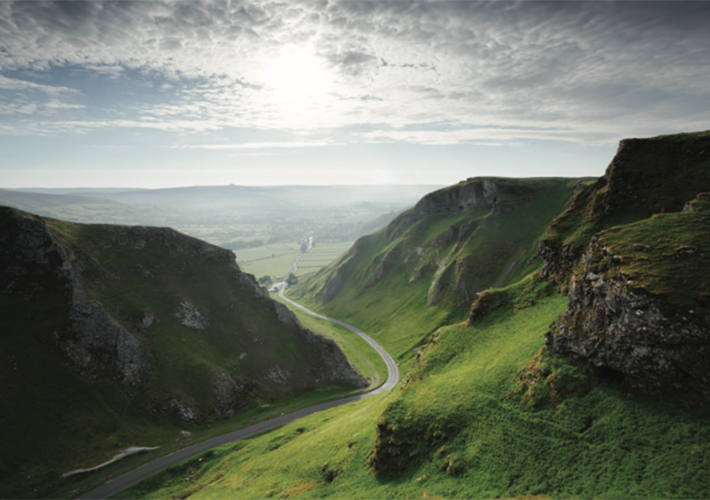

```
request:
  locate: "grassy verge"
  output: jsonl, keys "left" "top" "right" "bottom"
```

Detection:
{"left": 271, "top": 293, "right": 388, "bottom": 388}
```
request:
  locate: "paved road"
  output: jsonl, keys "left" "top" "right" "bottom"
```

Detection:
{"left": 80, "top": 287, "right": 398, "bottom": 499}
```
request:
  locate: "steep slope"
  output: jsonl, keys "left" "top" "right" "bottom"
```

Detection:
{"left": 539, "top": 131, "right": 710, "bottom": 399}
{"left": 289, "top": 177, "right": 579, "bottom": 360}
{"left": 123, "top": 278, "right": 710, "bottom": 500}
{"left": 117, "top": 132, "right": 710, "bottom": 500}
{"left": 0, "top": 206, "right": 364, "bottom": 498}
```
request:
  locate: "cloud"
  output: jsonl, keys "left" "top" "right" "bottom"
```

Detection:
{"left": 0, "top": 1, "right": 709, "bottom": 144}
{"left": 0, "top": 75, "right": 79, "bottom": 95}
{"left": 170, "top": 140, "right": 337, "bottom": 150}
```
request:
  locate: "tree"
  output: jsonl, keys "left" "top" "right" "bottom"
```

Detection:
{"left": 286, "top": 273, "right": 298, "bottom": 285}
{"left": 258, "top": 275, "right": 272, "bottom": 287}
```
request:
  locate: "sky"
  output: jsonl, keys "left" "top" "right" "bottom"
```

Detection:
{"left": 1, "top": 0, "right": 710, "bottom": 189}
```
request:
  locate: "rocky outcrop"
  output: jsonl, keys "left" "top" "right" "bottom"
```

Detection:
{"left": 545, "top": 189, "right": 710, "bottom": 399}
{"left": 175, "top": 300, "right": 208, "bottom": 330}
{"left": 0, "top": 207, "right": 151, "bottom": 386}
{"left": 547, "top": 242, "right": 710, "bottom": 398}
{"left": 2, "top": 205, "right": 367, "bottom": 421}
{"left": 272, "top": 300, "right": 368, "bottom": 389}
{"left": 320, "top": 236, "right": 368, "bottom": 304}
{"left": 58, "top": 300, "right": 150, "bottom": 385}
{"left": 385, "top": 178, "right": 499, "bottom": 238}
{"left": 538, "top": 132, "right": 710, "bottom": 287}
{"left": 537, "top": 238, "right": 580, "bottom": 288}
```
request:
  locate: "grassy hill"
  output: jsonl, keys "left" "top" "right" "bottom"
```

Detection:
{"left": 0, "top": 207, "right": 365, "bottom": 499}
{"left": 120, "top": 132, "right": 710, "bottom": 499}
{"left": 287, "top": 176, "right": 580, "bottom": 363}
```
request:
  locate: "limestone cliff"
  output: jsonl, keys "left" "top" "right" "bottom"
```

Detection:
{"left": 1, "top": 206, "right": 366, "bottom": 429}
{"left": 538, "top": 131, "right": 710, "bottom": 288}
{"left": 313, "top": 177, "right": 574, "bottom": 310}
{"left": 539, "top": 131, "right": 710, "bottom": 400}
{"left": 1, "top": 207, "right": 151, "bottom": 386}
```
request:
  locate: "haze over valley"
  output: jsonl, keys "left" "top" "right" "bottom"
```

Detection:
{"left": 0, "top": 184, "right": 441, "bottom": 280}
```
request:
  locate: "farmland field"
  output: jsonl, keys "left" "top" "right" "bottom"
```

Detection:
{"left": 237, "top": 241, "right": 352, "bottom": 281}
{"left": 295, "top": 242, "right": 351, "bottom": 277}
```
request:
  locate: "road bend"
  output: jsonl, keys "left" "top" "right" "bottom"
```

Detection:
{"left": 80, "top": 285, "right": 398, "bottom": 499}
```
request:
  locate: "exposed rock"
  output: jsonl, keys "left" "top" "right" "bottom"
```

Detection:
{"left": 274, "top": 301, "right": 297, "bottom": 326}
{"left": 213, "top": 372, "right": 248, "bottom": 419}
{"left": 322, "top": 268, "right": 345, "bottom": 304}
{"left": 176, "top": 300, "right": 208, "bottom": 330}
{"left": 1, "top": 207, "right": 151, "bottom": 386}
{"left": 385, "top": 178, "right": 499, "bottom": 238}
{"left": 165, "top": 398, "right": 198, "bottom": 422}
{"left": 140, "top": 311, "right": 157, "bottom": 332}
{"left": 264, "top": 365, "right": 290, "bottom": 386}
{"left": 538, "top": 133, "right": 710, "bottom": 288}
{"left": 537, "top": 239, "right": 580, "bottom": 288}
{"left": 547, "top": 239, "right": 710, "bottom": 399}
{"left": 57, "top": 300, "right": 151, "bottom": 385}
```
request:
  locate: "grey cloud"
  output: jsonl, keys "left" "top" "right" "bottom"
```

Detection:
{"left": 324, "top": 50, "right": 378, "bottom": 77}
{"left": 1, "top": 0, "right": 709, "bottom": 143}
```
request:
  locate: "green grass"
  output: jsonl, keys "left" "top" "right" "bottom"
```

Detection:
{"left": 238, "top": 241, "right": 352, "bottom": 280}
{"left": 120, "top": 277, "right": 710, "bottom": 499}
{"left": 539, "top": 131, "right": 710, "bottom": 286}
{"left": 287, "top": 178, "right": 576, "bottom": 365}
{"left": 272, "top": 293, "right": 388, "bottom": 388}
{"left": 1, "top": 211, "right": 365, "bottom": 499}
{"left": 236, "top": 242, "right": 301, "bottom": 262}
{"left": 585, "top": 194, "right": 710, "bottom": 314}
{"left": 295, "top": 242, "right": 352, "bottom": 278}
{"left": 240, "top": 252, "right": 298, "bottom": 279}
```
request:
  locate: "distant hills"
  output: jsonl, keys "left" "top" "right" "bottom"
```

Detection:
{"left": 0, "top": 184, "right": 443, "bottom": 251}
{"left": 1, "top": 184, "right": 441, "bottom": 213}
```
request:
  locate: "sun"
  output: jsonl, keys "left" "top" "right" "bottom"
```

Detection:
{"left": 263, "top": 45, "right": 332, "bottom": 110}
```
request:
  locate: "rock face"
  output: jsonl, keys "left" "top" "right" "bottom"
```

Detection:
{"left": 60, "top": 300, "right": 150, "bottom": 385}
{"left": 539, "top": 131, "right": 710, "bottom": 400}
{"left": 0, "top": 205, "right": 366, "bottom": 426}
{"left": 385, "top": 178, "right": 500, "bottom": 238}
{"left": 0, "top": 206, "right": 151, "bottom": 386}
{"left": 315, "top": 177, "right": 571, "bottom": 309}
{"left": 538, "top": 131, "right": 710, "bottom": 288}
{"left": 547, "top": 239, "right": 710, "bottom": 399}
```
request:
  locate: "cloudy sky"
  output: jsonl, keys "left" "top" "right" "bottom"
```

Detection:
{"left": 1, "top": 0, "right": 710, "bottom": 188}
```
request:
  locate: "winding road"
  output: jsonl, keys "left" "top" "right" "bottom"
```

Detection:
{"left": 79, "top": 284, "right": 398, "bottom": 499}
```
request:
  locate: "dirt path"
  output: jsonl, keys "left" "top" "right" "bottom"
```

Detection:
{"left": 494, "top": 260, "right": 516, "bottom": 289}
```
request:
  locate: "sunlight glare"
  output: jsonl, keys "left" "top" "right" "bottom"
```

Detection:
{"left": 264, "top": 45, "right": 332, "bottom": 110}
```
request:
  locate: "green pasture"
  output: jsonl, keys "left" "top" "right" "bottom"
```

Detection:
{"left": 240, "top": 253, "right": 297, "bottom": 279}
{"left": 295, "top": 242, "right": 351, "bottom": 277}
{"left": 116, "top": 277, "right": 710, "bottom": 499}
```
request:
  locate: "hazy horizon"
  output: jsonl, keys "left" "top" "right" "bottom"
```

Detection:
{"left": 2, "top": 1, "right": 710, "bottom": 188}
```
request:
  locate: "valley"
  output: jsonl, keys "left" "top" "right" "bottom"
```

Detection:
{"left": 110, "top": 132, "right": 710, "bottom": 499}
{"left": 2, "top": 131, "right": 710, "bottom": 499}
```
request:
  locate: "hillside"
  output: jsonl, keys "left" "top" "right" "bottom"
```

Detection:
{"left": 0, "top": 207, "right": 365, "bottom": 498}
{"left": 288, "top": 176, "right": 580, "bottom": 361}
{"left": 539, "top": 131, "right": 710, "bottom": 399}
{"left": 122, "top": 131, "right": 710, "bottom": 499}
